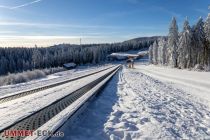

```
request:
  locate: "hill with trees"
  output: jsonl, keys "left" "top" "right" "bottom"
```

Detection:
{"left": 0, "top": 37, "right": 157, "bottom": 76}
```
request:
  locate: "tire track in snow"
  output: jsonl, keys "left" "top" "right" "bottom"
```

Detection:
{"left": 104, "top": 67, "right": 210, "bottom": 139}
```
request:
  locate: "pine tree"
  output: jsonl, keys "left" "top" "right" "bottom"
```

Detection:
{"left": 32, "top": 49, "right": 42, "bottom": 69}
{"left": 152, "top": 41, "right": 158, "bottom": 65}
{"left": 158, "top": 38, "right": 167, "bottom": 65}
{"left": 149, "top": 45, "right": 153, "bottom": 64}
{"left": 178, "top": 18, "right": 192, "bottom": 69}
{"left": 192, "top": 17, "right": 205, "bottom": 67}
{"left": 168, "top": 17, "right": 179, "bottom": 67}
{"left": 204, "top": 13, "right": 210, "bottom": 69}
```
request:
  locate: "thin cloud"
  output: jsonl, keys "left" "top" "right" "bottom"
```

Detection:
{"left": 0, "top": 21, "right": 161, "bottom": 30}
{"left": 0, "top": 0, "right": 43, "bottom": 10}
{"left": 0, "top": 21, "right": 122, "bottom": 29}
{"left": 195, "top": 9, "right": 208, "bottom": 15}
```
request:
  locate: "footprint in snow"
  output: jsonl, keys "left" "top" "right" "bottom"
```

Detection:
{"left": 140, "top": 117, "right": 150, "bottom": 125}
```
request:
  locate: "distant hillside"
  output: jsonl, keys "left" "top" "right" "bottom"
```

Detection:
{"left": 123, "top": 36, "right": 163, "bottom": 44}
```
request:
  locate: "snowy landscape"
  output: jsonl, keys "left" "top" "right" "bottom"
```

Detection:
{"left": 0, "top": 56, "right": 209, "bottom": 139}
{"left": 0, "top": 0, "right": 210, "bottom": 140}
{"left": 1, "top": 56, "right": 210, "bottom": 139}
{"left": 42, "top": 59, "right": 209, "bottom": 140}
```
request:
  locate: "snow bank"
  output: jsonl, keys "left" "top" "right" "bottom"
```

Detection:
{"left": 135, "top": 64, "right": 210, "bottom": 104}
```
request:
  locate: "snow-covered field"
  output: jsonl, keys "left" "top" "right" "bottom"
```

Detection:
{"left": 57, "top": 61, "right": 210, "bottom": 139}
{"left": 0, "top": 64, "right": 112, "bottom": 98}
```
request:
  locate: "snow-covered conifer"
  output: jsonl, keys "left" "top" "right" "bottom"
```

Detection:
{"left": 32, "top": 49, "right": 42, "bottom": 69}
{"left": 192, "top": 17, "right": 205, "bottom": 67}
{"left": 168, "top": 17, "right": 179, "bottom": 67}
{"left": 204, "top": 13, "right": 210, "bottom": 69}
{"left": 149, "top": 45, "right": 153, "bottom": 64}
{"left": 152, "top": 41, "right": 158, "bottom": 65}
{"left": 178, "top": 18, "right": 192, "bottom": 69}
{"left": 158, "top": 38, "right": 167, "bottom": 65}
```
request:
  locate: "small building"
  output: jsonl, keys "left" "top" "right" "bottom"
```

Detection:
{"left": 63, "top": 63, "right": 77, "bottom": 69}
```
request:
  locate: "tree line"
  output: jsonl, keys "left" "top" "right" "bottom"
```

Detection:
{"left": 149, "top": 14, "right": 210, "bottom": 71}
{"left": 0, "top": 39, "right": 155, "bottom": 75}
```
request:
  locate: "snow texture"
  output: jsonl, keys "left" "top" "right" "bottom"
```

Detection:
{"left": 52, "top": 63, "right": 210, "bottom": 140}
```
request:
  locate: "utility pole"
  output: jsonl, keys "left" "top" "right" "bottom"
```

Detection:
{"left": 80, "top": 38, "right": 82, "bottom": 46}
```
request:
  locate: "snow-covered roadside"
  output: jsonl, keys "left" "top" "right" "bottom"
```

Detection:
{"left": 104, "top": 67, "right": 210, "bottom": 139}
{"left": 56, "top": 65, "right": 210, "bottom": 140}
{"left": 135, "top": 64, "right": 210, "bottom": 105}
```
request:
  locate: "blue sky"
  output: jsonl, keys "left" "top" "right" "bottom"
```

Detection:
{"left": 0, "top": 0, "right": 209, "bottom": 44}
